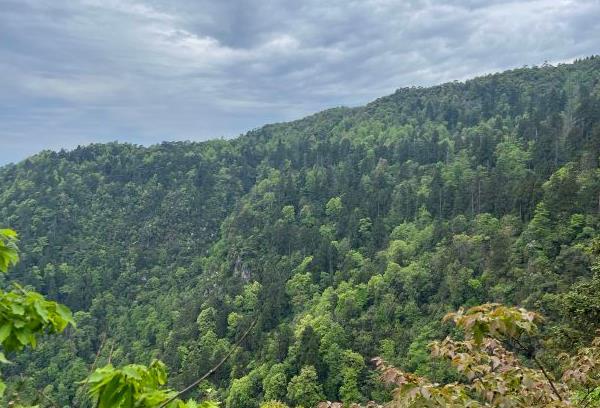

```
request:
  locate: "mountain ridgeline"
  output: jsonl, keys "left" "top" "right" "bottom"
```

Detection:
{"left": 1, "top": 57, "right": 599, "bottom": 406}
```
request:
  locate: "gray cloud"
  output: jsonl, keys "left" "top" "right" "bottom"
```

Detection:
{"left": 1, "top": 0, "right": 599, "bottom": 164}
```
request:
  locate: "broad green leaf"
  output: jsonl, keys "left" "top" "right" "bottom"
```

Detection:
{"left": 122, "top": 366, "right": 142, "bottom": 380}
{"left": 0, "top": 324, "right": 11, "bottom": 344}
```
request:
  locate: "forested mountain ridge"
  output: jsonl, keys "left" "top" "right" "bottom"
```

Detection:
{"left": 0, "top": 57, "right": 599, "bottom": 406}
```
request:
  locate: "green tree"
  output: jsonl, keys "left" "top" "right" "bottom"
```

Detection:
{"left": 260, "top": 401, "right": 289, "bottom": 408}
{"left": 338, "top": 350, "right": 365, "bottom": 404}
{"left": 375, "top": 304, "right": 600, "bottom": 407}
{"left": 286, "top": 366, "right": 324, "bottom": 408}
{"left": 0, "top": 228, "right": 74, "bottom": 398}
{"left": 263, "top": 364, "right": 287, "bottom": 402}
{"left": 226, "top": 370, "right": 262, "bottom": 408}
{"left": 285, "top": 272, "right": 318, "bottom": 313}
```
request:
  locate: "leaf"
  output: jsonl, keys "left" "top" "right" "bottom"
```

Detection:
{"left": 33, "top": 300, "right": 49, "bottom": 322}
{"left": 122, "top": 366, "right": 142, "bottom": 380}
{"left": 87, "top": 369, "right": 112, "bottom": 385}
{"left": 15, "top": 327, "right": 31, "bottom": 346}
{"left": 13, "top": 319, "right": 25, "bottom": 328}
{"left": 0, "top": 324, "right": 11, "bottom": 344}
{"left": 0, "top": 229, "right": 19, "bottom": 273}
{"left": 10, "top": 302, "right": 25, "bottom": 316}
{"left": 56, "top": 303, "right": 75, "bottom": 327}
{"left": 0, "top": 229, "right": 17, "bottom": 238}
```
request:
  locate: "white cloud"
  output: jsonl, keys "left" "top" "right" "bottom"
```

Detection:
{"left": 0, "top": 0, "right": 599, "bottom": 164}
{"left": 22, "top": 75, "right": 125, "bottom": 102}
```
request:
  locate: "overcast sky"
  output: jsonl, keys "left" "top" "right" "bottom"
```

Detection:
{"left": 1, "top": 0, "right": 599, "bottom": 164}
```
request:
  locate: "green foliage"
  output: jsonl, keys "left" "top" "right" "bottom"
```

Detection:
{"left": 338, "top": 350, "right": 365, "bottom": 403}
{"left": 376, "top": 304, "right": 600, "bottom": 407}
{"left": 262, "top": 364, "right": 287, "bottom": 402}
{"left": 0, "top": 227, "right": 74, "bottom": 401}
{"left": 0, "top": 229, "right": 19, "bottom": 273}
{"left": 87, "top": 360, "right": 169, "bottom": 407}
{"left": 0, "top": 231, "right": 74, "bottom": 354}
{"left": 325, "top": 197, "right": 343, "bottom": 218}
{"left": 86, "top": 359, "right": 218, "bottom": 408}
{"left": 286, "top": 366, "right": 324, "bottom": 408}
{"left": 443, "top": 303, "right": 543, "bottom": 344}
{"left": 0, "top": 285, "right": 74, "bottom": 351}
{"left": 196, "top": 307, "right": 217, "bottom": 334}
{"left": 286, "top": 272, "right": 318, "bottom": 312}
{"left": 226, "top": 370, "right": 262, "bottom": 408}
{"left": 0, "top": 58, "right": 599, "bottom": 406}
{"left": 259, "top": 401, "right": 289, "bottom": 408}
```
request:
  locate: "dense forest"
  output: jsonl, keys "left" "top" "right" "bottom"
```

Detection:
{"left": 0, "top": 57, "right": 599, "bottom": 407}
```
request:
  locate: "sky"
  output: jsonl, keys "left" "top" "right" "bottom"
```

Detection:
{"left": 1, "top": 0, "right": 599, "bottom": 165}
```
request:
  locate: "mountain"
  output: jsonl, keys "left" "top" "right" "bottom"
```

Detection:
{"left": 0, "top": 56, "right": 599, "bottom": 406}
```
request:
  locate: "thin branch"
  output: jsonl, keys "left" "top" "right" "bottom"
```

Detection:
{"left": 510, "top": 336, "right": 563, "bottom": 401}
{"left": 81, "top": 332, "right": 107, "bottom": 388}
{"left": 531, "top": 355, "right": 563, "bottom": 401}
{"left": 581, "top": 386, "right": 594, "bottom": 408}
{"left": 107, "top": 342, "right": 115, "bottom": 365}
{"left": 76, "top": 332, "right": 108, "bottom": 408}
{"left": 158, "top": 318, "right": 258, "bottom": 408}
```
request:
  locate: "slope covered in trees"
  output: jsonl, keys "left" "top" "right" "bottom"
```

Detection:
{"left": 0, "top": 57, "right": 599, "bottom": 406}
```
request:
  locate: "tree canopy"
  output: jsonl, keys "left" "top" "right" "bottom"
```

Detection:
{"left": 0, "top": 57, "right": 599, "bottom": 407}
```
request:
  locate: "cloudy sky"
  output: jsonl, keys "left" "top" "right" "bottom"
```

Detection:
{"left": 1, "top": 0, "right": 599, "bottom": 164}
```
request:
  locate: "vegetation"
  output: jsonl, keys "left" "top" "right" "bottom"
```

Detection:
{"left": 85, "top": 359, "right": 218, "bottom": 408}
{"left": 375, "top": 303, "right": 600, "bottom": 407}
{"left": 0, "top": 57, "right": 599, "bottom": 406}
{"left": 0, "top": 229, "right": 74, "bottom": 404}
{"left": 1, "top": 229, "right": 218, "bottom": 407}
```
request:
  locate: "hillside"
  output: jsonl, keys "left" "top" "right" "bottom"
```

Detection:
{"left": 0, "top": 57, "right": 599, "bottom": 406}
